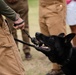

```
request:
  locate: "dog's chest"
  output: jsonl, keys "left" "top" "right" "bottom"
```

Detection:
{"left": 63, "top": 48, "right": 76, "bottom": 74}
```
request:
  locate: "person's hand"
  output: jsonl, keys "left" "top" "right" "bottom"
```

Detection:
{"left": 14, "top": 17, "right": 25, "bottom": 30}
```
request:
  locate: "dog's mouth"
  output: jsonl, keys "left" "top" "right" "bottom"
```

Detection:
{"left": 35, "top": 43, "right": 51, "bottom": 52}
{"left": 40, "top": 44, "right": 50, "bottom": 50}
{"left": 34, "top": 32, "right": 51, "bottom": 51}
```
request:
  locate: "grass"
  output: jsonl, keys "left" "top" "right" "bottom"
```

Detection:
{"left": 28, "top": 0, "right": 39, "bottom": 7}
{"left": 28, "top": 0, "right": 40, "bottom": 37}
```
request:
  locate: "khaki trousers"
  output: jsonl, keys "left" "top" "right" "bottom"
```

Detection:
{"left": 39, "top": 0, "right": 66, "bottom": 36}
{"left": 5, "top": 0, "right": 30, "bottom": 53}
{"left": 0, "top": 16, "right": 25, "bottom": 75}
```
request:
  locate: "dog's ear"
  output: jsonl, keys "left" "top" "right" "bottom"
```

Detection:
{"left": 64, "top": 33, "right": 76, "bottom": 43}
{"left": 58, "top": 33, "right": 65, "bottom": 37}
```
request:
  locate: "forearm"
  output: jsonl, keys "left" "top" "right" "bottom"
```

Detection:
{"left": 0, "top": 0, "right": 17, "bottom": 21}
{"left": 0, "top": 0, "right": 24, "bottom": 29}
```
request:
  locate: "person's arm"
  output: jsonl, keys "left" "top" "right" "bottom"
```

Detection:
{"left": 0, "top": 0, "right": 17, "bottom": 21}
{"left": 0, "top": 0, "right": 24, "bottom": 29}
{"left": 5, "top": 0, "right": 18, "bottom": 4}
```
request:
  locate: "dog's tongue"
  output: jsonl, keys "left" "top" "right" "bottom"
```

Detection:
{"left": 39, "top": 45, "right": 51, "bottom": 51}
{"left": 41, "top": 46, "right": 49, "bottom": 49}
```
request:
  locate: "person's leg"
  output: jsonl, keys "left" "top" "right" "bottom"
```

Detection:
{"left": 18, "top": 0, "right": 32, "bottom": 60}
{"left": 70, "top": 25, "right": 76, "bottom": 47}
{"left": 6, "top": 0, "right": 32, "bottom": 60}
{"left": 0, "top": 20, "right": 25, "bottom": 75}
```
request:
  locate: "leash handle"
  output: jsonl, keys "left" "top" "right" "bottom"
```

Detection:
{"left": 14, "top": 20, "right": 24, "bottom": 26}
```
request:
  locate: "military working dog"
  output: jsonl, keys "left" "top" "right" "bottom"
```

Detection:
{"left": 35, "top": 32, "right": 76, "bottom": 75}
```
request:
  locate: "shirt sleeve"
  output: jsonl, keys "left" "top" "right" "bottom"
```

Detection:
{"left": 0, "top": 0, "right": 17, "bottom": 21}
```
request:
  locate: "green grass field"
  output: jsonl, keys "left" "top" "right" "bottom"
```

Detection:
{"left": 28, "top": 0, "right": 40, "bottom": 37}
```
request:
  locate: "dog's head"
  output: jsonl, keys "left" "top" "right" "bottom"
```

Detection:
{"left": 35, "top": 32, "right": 75, "bottom": 65}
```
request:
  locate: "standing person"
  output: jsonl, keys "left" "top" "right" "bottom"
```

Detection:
{"left": 66, "top": 0, "right": 76, "bottom": 47}
{"left": 5, "top": 0, "right": 32, "bottom": 60}
{"left": 0, "top": 0, "right": 25, "bottom": 74}
{"left": 39, "top": 0, "right": 67, "bottom": 75}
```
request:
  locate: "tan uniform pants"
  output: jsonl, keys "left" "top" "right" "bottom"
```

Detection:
{"left": 39, "top": 0, "right": 66, "bottom": 69}
{"left": 39, "top": 0, "right": 66, "bottom": 36}
{"left": 5, "top": 0, "right": 30, "bottom": 53}
{"left": 0, "top": 16, "right": 25, "bottom": 75}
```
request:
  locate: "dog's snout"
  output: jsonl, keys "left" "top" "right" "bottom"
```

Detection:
{"left": 35, "top": 32, "right": 41, "bottom": 37}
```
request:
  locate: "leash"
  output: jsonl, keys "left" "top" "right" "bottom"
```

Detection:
{"left": 14, "top": 38, "right": 35, "bottom": 47}
{"left": 14, "top": 23, "right": 50, "bottom": 51}
{"left": 14, "top": 23, "right": 39, "bottom": 45}
{"left": 14, "top": 38, "right": 50, "bottom": 52}
{"left": 22, "top": 29, "right": 39, "bottom": 45}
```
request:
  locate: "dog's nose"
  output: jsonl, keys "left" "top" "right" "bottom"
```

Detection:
{"left": 35, "top": 32, "right": 41, "bottom": 37}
